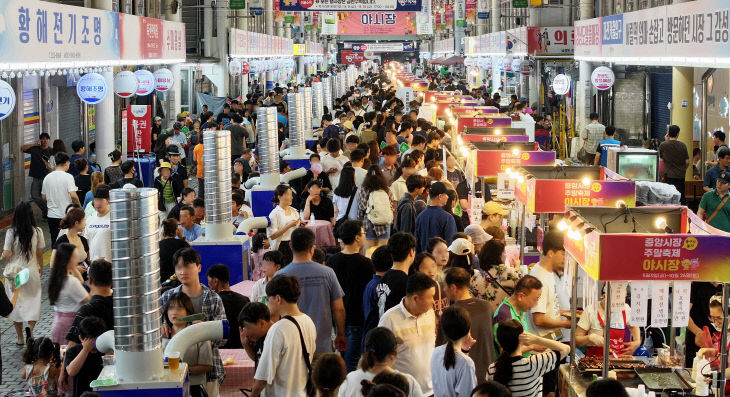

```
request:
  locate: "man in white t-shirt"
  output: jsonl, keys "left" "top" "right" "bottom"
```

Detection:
{"left": 529, "top": 231, "right": 571, "bottom": 338}
{"left": 42, "top": 153, "right": 80, "bottom": 247}
{"left": 84, "top": 185, "right": 111, "bottom": 261}
{"left": 348, "top": 149, "right": 368, "bottom": 188}
{"left": 251, "top": 274, "right": 316, "bottom": 397}
{"left": 379, "top": 273, "right": 437, "bottom": 395}
{"left": 321, "top": 139, "right": 346, "bottom": 190}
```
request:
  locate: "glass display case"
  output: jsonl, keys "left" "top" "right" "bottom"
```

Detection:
{"left": 606, "top": 147, "right": 659, "bottom": 181}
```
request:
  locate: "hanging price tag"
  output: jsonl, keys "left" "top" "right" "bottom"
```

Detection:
{"left": 630, "top": 281, "right": 649, "bottom": 327}
{"left": 672, "top": 281, "right": 692, "bottom": 327}
{"left": 610, "top": 282, "right": 627, "bottom": 313}
{"left": 650, "top": 281, "right": 669, "bottom": 328}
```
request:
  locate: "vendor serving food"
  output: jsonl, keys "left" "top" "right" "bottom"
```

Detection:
{"left": 575, "top": 286, "right": 641, "bottom": 357}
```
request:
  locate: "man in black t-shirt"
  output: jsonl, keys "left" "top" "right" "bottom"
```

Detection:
{"left": 302, "top": 180, "right": 335, "bottom": 224}
{"left": 207, "top": 264, "right": 250, "bottom": 349}
{"left": 66, "top": 260, "right": 114, "bottom": 345}
{"left": 21, "top": 132, "right": 52, "bottom": 201}
{"left": 216, "top": 103, "right": 234, "bottom": 126}
{"left": 326, "top": 220, "right": 374, "bottom": 371}
{"left": 167, "top": 145, "right": 189, "bottom": 189}
{"left": 229, "top": 114, "right": 249, "bottom": 164}
{"left": 238, "top": 302, "right": 272, "bottom": 370}
{"left": 64, "top": 316, "right": 107, "bottom": 397}
{"left": 375, "top": 232, "right": 416, "bottom": 318}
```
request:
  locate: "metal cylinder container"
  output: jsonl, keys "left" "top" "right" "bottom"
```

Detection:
{"left": 109, "top": 186, "right": 165, "bottom": 381}
{"left": 303, "top": 86, "right": 313, "bottom": 140}
{"left": 322, "top": 77, "right": 332, "bottom": 111}
{"left": 313, "top": 81, "right": 324, "bottom": 122}
{"left": 257, "top": 106, "right": 280, "bottom": 188}
{"left": 288, "top": 92, "right": 305, "bottom": 156}
{"left": 202, "top": 129, "right": 233, "bottom": 226}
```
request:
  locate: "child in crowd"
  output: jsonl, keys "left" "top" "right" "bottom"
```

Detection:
{"left": 250, "top": 233, "right": 270, "bottom": 281}
{"left": 22, "top": 330, "right": 61, "bottom": 397}
{"left": 64, "top": 316, "right": 107, "bottom": 397}
{"left": 162, "top": 292, "right": 213, "bottom": 397}
{"left": 430, "top": 306, "right": 477, "bottom": 397}
{"left": 250, "top": 251, "right": 285, "bottom": 304}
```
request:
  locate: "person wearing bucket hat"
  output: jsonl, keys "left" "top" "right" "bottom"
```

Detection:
{"left": 481, "top": 201, "right": 509, "bottom": 233}
{"left": 464, "top": 224, "right": 492, "bottom": 254}
{"left": 154, "top": 162, "right": 183, "bottom": 214}
{"left": 698, "top": 171, "right": 730, "bottom": 232}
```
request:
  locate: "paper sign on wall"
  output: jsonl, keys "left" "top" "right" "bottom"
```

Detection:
{"left": 630, "top": 281, "right": 649, "bottom": 327}
{"left": 672, "top": 281, "right": 692, "bottom": 327}
{"left": 610, "top": 282, "right": 627, "bottom": 313}
{"left": 650, "top": 281, "right": 669, "bottom": 328}
{"left": 497, "top": 173, "right": 515, "bottom": 199}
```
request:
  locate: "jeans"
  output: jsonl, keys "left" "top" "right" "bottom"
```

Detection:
{"left": 344, "top": 326, "right": 363, "bottom": 372}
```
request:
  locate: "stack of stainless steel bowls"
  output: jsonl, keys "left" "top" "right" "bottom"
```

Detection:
{"left": 203, "top": 130, "right": 233, "bottom": 226}
{"left": 313, "top": 82, "right": 324, "bottom": 122}
{"left": 288, "top": 92, "right": 305, "bottom": 151}
{"left": 303, "top": 86, "right": 313, "bottom": 138}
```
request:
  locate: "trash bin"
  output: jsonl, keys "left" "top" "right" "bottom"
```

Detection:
{"left": 131, "top": 153, "right": 156, "bottom": 187}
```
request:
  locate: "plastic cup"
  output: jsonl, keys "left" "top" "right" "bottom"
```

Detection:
{"left": 167, "top": 352, "right": 180, "bottom": 370}
{"left": 102, "top": 355, "right": 115, "bottom": 367}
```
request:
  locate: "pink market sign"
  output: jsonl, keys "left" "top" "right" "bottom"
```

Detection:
{"left": 0, "top": 80, "right": 16, "bottom": 121}
{"left": 591, "top": 66, "right": 615, "bottom": 91}
{"left": 154, "top": 68, "right": 174, "bottom": 92}
{"left": 113, "top": 71, "right": 139, "bottom": 98}
{"left": 134, "top": 70, "right": 155, "bottom": 96}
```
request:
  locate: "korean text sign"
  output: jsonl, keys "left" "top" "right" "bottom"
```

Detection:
{"left": 127, "top": 105, "right": 151, "bottom": 153}
{"left": 337, "top": 12, "right": 416, "bottom": 35}
{"left": 475, "top": 151, "right": 556, "bottom": 177}
{"left": 457, "top": 115, "right": 512, "bottom": 131}
{"left": 524, "top": 179, "right": 636, "bottom": 213}
{"left": 279, "top": 0, "right": 422, "bottom": 12}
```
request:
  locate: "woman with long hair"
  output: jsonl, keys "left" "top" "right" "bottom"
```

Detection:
{"left": 267, "top": 184, "right": 302, "bottom": 265}
{"left": 333, "top": 166, "right": 360, "bottom": 226}
{"left": 357, "top": 165, "right": 394, "bottom": 252}
{"left": 51, "top": 208, "right": 90, "bottom": 273}
{"left": 338, "top": 327, "right": 423, "bottom": 397}
{"left": 83, "top": 171, "right": 104, "bottom": 213}
{"left": 47, "top": 243, "right": 89, "bottom": 344}
{"left": 472, "top": 239, "right": 520, "bottom": 313}
{"left": 74, "top": 158, "right": 92, "bottom": 203}
{"left": 249, "top": 232, "right": 270, "bottom": 281}
{"left": 488, "top": 320, "right": 570, "bottom": 397}
{"left": 313, "top": 353, "right": 347, "bottom": 397}
{"left": 430, "top": 306, "right": 476, "bottom": 397}
{"left": 367, "top": 140, "right": 381, "bottom": 169}
{"left": 2, "top": 201, "right": 45, "bottom": 344}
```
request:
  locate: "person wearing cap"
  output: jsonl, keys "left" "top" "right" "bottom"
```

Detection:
{"left": 698, "top": 171, "right": 730, "bottom": 232}
{"left": 302, "top": 180, "right": 335, "bottom": 226}
{"left": 481, "top": 201, "right": 508, "bottom": 233}
{"left": 414, "top": 181, "right": 457, "bottom": 253}
{"left": 152, "top": 116, "right": 163, "bottom": 144}
{"left": 169, "top": 122, "right": 188, "bottom": 161}
{"left": 167, "top": 145, "right": 189, "bottom": 189}
{"left": 154, "top": 162, "right": 183, "bottom": 214}
{"left": 84, "top": 185, "right": 112, "bottom": 261}
{"left": 447, "top": 238, "right": 475, "bottom": 271}
{"left": 337, "top": 327, "right": 423, "bottom": 397}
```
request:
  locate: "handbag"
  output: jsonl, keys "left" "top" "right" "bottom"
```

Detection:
{"left": 333, "top": 188, "right": 357, "bottom": 240}
{"left": 282, "top": 315, "right": 315, "bottom": 397}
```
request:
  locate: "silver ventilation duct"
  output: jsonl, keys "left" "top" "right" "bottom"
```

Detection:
{"left": 257, "top": 107, "right": 280, "bottom": 188}
{"left": 203, "top": 129, "right": 234, "bottom": 240}
{"left": 109, "top": 187, "right": 164, "bottom": 382}
{"left": 304, "top": 86, "right": 313, "bottom": 140}
{"left": 288, "top": 92, "right": 306, "bottom": 157}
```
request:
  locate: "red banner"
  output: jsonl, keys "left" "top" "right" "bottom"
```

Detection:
{"left": 337, "top": 12, "right": 416, "bottom": 35}
{"left": 127, "top": 105, "right": 152, "bottom": 152}
{"left": 525, "top": 179, "right": 636, "bottom": 213}
{"left": 475, "top": 150, "right": 556, "bottom": 177}
{"left": 340, "top": 50, "right": 366, "bottom": 65}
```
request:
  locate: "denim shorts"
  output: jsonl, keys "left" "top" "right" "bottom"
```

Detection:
{"left": 366, "top": 228, "right": 391, "bottom": 240}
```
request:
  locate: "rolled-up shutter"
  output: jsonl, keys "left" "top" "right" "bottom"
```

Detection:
{"left": 58, "top": 87, "right": 81, "bottom": 149}
{"left": 23, "top": 89, "right": 40, "bottom": 199}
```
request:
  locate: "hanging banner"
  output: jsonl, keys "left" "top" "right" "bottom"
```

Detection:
{"left": 337, "top": 12, "right": 416, "bottom": 35}
{"left": 340, "top": 49, "right": 367, "bottom": 65}
{"left": 0, "top": 80, "right": 16, "bottom": 121}
{"left": 346, "top": 42, "right": 416, "bottom": 52}
{"left": 416, "top": 0, "right": 433, "bottom": 35}
{"left": 522, "top": 179, "right": 636, "bottom": 214}
{"left": 320, "top": 12, "right": 338, "bottom": 34}
{"left": 396, "top": 87, "right": 414, "bottom": 112}
{"left": 650, "top": 281, "right": 669, "bottom": 328}
{"left": 630, "top": 281, "right": 649, "bottom": 327}
{"left": 454, "top": 0, "right": 466, "bottom": 27}
{"left": 154, "top": 68, "right": 174, "bottom": 92}
{"left": 466, "top": 0, "right": 476, "bottom": 23}
{"left": 477, "top": 0, "right": 489, "bottom": 19}
{"left": 609, "top": 282, "right": 628, "bottom": 313}
{"left": 527, "top": 27, "right": 575, "bottom": 55}
{"left": 672, "top": 281, "right": 692, "bottom": 327}
{"left": 118, "top": 14, "right": 186, "bottom": 60}
{"left": 127, "top": 105, "right": 151, "bottom": 152}
{"left": 134, "top": 70, "right": 155, "bottom": 96}
{"left": 475, "top": 151, "right": 556, "bottom": 177}
{"left": 113, "top": 71, "right": 139, "bottom": 98}
{"left": 278, "top": 0, "right": 422, "bottom": 12}
{"left": 76, "top": 73, "right": 109, "bottom": 104}
{"left": 591, "top": 66, "right": 615, "bottom": 90}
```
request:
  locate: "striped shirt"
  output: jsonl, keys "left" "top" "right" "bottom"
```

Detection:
{"left": 486, "top": 350, "right": 559, "bottom": 397}
{"left": 581, "top": 122, "right": 606, "bottom": 154}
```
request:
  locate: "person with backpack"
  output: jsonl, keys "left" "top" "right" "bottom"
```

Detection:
{"left": 415, "top": 181, "right": 458, "bottom": 252}
{"left": 357, "top": 165, "right": 395, "bottom": 253}
{"left": 332, "top": 166, "right": 359, "bottom": 240}
{"left": 395, "top": 174, "right": 427, "bottom": 234}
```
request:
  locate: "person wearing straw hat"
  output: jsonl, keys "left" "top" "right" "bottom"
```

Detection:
{"left": 154, "top": 162, "right": 183, "bottom": 214}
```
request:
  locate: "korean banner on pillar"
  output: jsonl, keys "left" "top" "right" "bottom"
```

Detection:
{"left": 320, "top": 12, "right": 338, "bottom": 35}
{"left": 337, "top": 12, "right": 416, "bottom": 35}
{"left": 127, "top": 105, "right": 152, "bottom": 153}
{"left": 416, "top": 0, "right": 433, "bottom": 35}
{"left": 454, "top": 0, "right": 466, "bottom": 27}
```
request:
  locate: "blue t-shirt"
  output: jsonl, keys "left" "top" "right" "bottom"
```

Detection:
{"left": 181, "top": 224, "right": 203, "bottom": 242}
{"left": 597, "top": 138, "right": 621, "bottom": 167}
{"left": 276, "top": 261, "right": 345, "bottom": 353}
{"left": 277, "top": 113, "right": 288, "bottom": 127}
{"left": 430, "top": 345, "right": 478, "bottom": 397}
{"left": 414, "top": 206, "right": 457, "bottom": 252}
{"left": 705, "top": 165, "right": 726, "bottom": 190}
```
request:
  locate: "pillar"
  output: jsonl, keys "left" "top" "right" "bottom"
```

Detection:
{"left": 491, "top": 0, "right": 500, "bottom": 33}
{"left": 671, "top": 66, "right": 694, "bottom": 181}
{"left": 92, "top": 0, "right": 114, "bottom": 170}
{"left": 203, "top": 0, "right": 213, "bottom": 57}
{"left": 575, "top": 0, "right": 595, "bottom": 140}
{"left": 264, "top": 0, "right": 274, "bottom": 36}
{"left": 11, "top": 77, "right": 25, "bottom": 204}
{"left": 165, "top": 1, "right": 182, "bottom": 119}
{"left": 217, "top": 2, "right": 229, "bottom": 97}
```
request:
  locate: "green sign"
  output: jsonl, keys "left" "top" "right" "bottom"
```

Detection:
{"left": 285, "top": 15, "right": 295, "bottom": 24}
{"left": 230, "top": 0, "right": 246, "bottom": 9}
{"left": 456, "top": 20, "right": 466, "bottom": 27}
{"left": 513, "top": 0, "right": 528, "bottom": 7}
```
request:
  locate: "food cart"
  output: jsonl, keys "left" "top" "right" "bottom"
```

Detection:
{"left": 558, "top": 205, "right": 730, "bottom": 397}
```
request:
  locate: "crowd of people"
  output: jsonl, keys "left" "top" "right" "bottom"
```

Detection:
{"left": 0, "top": 66, "right": 686, "bottom": 397}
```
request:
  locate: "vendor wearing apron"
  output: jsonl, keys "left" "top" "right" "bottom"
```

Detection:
{"left": 575, "top": 294, "right": 641, "bottom": 357}
{"left": 697, "top": 295, "right": 730, "bottom": 395}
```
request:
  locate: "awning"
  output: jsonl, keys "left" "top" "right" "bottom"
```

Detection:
{"left": 429, "top": 57, "right": 447, "bottom": 64}
{"left": 439, "top": 56, "right": 465, "bottom": 66}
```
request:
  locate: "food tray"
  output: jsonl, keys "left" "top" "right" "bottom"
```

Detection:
{"left": 577, "top": 358, "right": 646, "bottom": 377}
{"left": 634, "top": 368, "right": 693, "bottom": 392}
